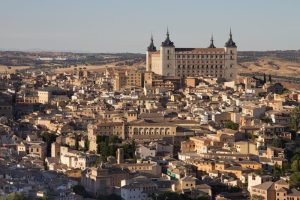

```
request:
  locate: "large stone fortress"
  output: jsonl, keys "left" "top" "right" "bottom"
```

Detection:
{"left": 146, "top": 29, "right": 237, "bottom": 80}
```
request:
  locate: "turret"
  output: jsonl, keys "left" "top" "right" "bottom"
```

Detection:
{"left": 147, "top": 34, "right": 156, "bottom": 52}
{"left": 224, "top": 29, "right": 238, "bottom": 80}
{"left": 146, "top": 34, "right": 157, "bottom": 71}
{"left": 161, "top": 28, "right": 174, "bottom": 47}
{"left": 160, "top": 28, "right": 176, "bottom": 76}
{"left": 208, "top": 34, "right": 216, "bottom": 48}
{"left": 225, "top": 28, "right": 237, "bottom": 48}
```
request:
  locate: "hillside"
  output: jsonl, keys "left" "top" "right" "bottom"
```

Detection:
{"left": 0, "top": 50, "right": 299, "bottom": 78}
{"left": 238, "top": 57, "right": 300, "bottom": 77}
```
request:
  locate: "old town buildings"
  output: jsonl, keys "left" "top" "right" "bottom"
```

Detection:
{"left": 0, "top": 47, "right": 300, "bottom": 200}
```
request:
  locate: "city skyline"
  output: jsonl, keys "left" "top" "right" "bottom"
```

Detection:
{"left": 1, "top": 1, "right": 300, "bottom": 200}
{"left": 0, "top": 0, "right": 300, "bottom": 53}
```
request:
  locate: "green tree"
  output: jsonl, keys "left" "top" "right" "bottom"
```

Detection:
{"left": 251, "top": 194, "right": 265, "bottom": 200}
{"left": 291, "top": 106, "right": 300, "bottom": 131}
{"left": 97, "top": 194, "right": 122, "bottom": 200}
{"left": 271, "top": 137, "right": 285, "bottom": 148}
{"left": 273, "top": 164, "right": 283, "bottom": 180}
{"left": 40, "top": 132, "right": 57, "bottom": 157}
{"left": 84, "top": 138, "right": 90, "bottom": 151}
{"left": 72, "top": 185, "right": 91, "bottom": 198}
{"left": 96, "top": 136, "right": 135, "bottom": 160}
{"left": 261, "top": 117, "right": 273, "bottom": 124}
{"left": 38, "top": 197, "right": 48, "bottom": 200}
{"left": 75, "top": 135, "right": 80, "bottom": 150}
{"left": 92, "top": 156, "right": 102, "bottom": 167}
{"left": 290, "top": 172, "right": 300, "bottom": 188}
{"left": 108, "top": 135, "right": 121, "bottom": 144}
{"left": 96, "top": 135, "right": 108, "bottom": 144}
{"left": 151, "top": 192, "right": 192, "bottom": 200}
{"left": 292, "top": 152, "right": 300, "bottom": 162}
{"left": 292, "top": 159, "right": 300, "bottom": 172}
{"left": 196, "top": 194, "right": 210, "bottom": 200}
{"left": 108, "top": 144, "right": 118, "bottom": 157}
{"left": 121, "top": 140, "right": 136, "bottom": 159}
{"left": 282, "top": 162, "right": 291, "bottom": 175}
{"left": 6, "top": 192, "right": 27, "bottom": 200}
{"left": 224, "top": 121, "right": 239, "bottom": 130}
{"left": 97, "top": 142, "right": 109, "bottom": 157}
{"left": 227, "top": 186, "right": 242, "bottom": 193}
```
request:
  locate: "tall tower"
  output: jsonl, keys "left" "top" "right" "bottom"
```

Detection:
{"left": 160, "top": 29, "right": 176, "bottom": 76}
{"left": 224, "top": 29, "right": 237, "bottom": 80}
{"left": 146, "top": 34, "right": 157, "bottom": 72}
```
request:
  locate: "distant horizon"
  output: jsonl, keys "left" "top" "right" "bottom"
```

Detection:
{"left": 0, "top": 48, "right": 299, "bottom": 55}
{"left": 1, "top": 0, "right": 299, "bottom": 53}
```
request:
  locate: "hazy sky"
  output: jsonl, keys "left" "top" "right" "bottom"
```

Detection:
{"left": 0, "top": 0, "right": 299, "bottom": 53}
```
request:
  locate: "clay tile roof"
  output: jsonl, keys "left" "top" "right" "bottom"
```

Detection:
{"left": 275, "top": 179, "right": 288, "bottom": 185}
{"left": 252, "top": 181, "right": 274, "bottom": 190}
{"left": 290, "top": 188, "right": 300, "bottom": 196}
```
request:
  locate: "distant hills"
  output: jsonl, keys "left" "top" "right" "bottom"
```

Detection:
{"left": 238, "top": 50, "right": 300, "bottom": 63}
{"left": 0, "top": 50, "right": 299, "bottom": 67}
{"left": 0, "top": 50, "right": 299, "bottom": 79}
{"left": 0, "top": 51, "right": 144, "bottom": 67}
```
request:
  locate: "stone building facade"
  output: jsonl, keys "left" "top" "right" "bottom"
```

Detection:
{"left": 146, "top": 29, "right": 238, "bottom": 80}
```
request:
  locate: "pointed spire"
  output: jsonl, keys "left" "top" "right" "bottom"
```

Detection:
{"left": 225, "top": 28, "right": 237, "bottom": 48}
{"left": 208, "top": 34, "right": 216, "bottom": 48}
{"left": 147, "top": 33, "right": 157, "bottom": 52}
{"left": 166, "top": 27, "right": 171, "bottom": 41}
{"left": 162, "top": 27, "right": 174, "bottom": 47}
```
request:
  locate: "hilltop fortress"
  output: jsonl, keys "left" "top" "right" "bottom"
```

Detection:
{"left": 146, "top": 29, "right": 238, "bottom": 80}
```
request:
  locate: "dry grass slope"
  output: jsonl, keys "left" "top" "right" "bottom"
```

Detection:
{"left": 238, "top": 57, "right": 300, "bottom": 77}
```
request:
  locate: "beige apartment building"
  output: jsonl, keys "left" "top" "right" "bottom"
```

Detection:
{"left": 250, "top": 179, "right": 300, "bottom": 200}
{"left": 87, "top": 122, "right": 125, "bottom": 152}
{"left": 37, "top": 90, "right": 50, "bottom": 104}
{"left": 234, "top": 141, "right": 259, "bottom": 155}
{"left": 146, "top": 30, "right": 237, "bottom": 80}
{"left": 81, "top": 165, "right": 131, "bottom": 196}
{"left": 59, "top": 146, "right": 97, "bottom": 170}
{"left": 113, "top": 69, "right": 143, "bottom": 91}
{"left": 127, "top": 119, "right": 177, "bottom": 140}
{"left": 16, "top": 90, "right": 51, "bottom": 104}
{"left": 28, "top": 142, "right": 47, "bottom": 159}
{"left": 117, "top": 161, "right": 162, "bottom": 177}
